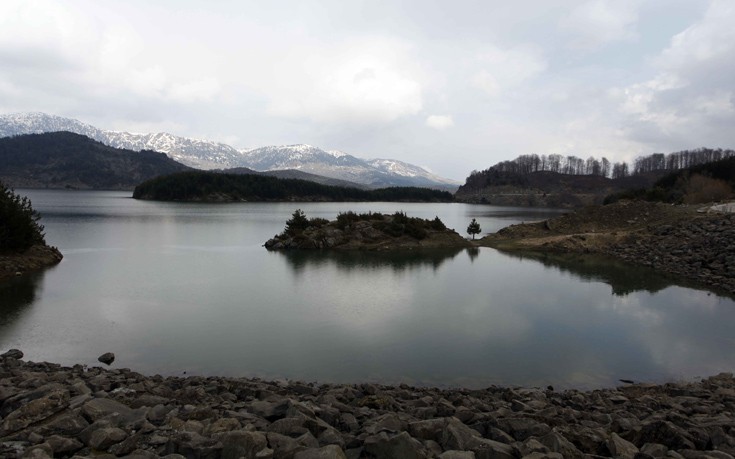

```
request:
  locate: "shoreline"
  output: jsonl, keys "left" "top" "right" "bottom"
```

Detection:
{"left": 1, "top": 353, "right": 733, "bottom": 458}
{"left": 479, "top": 200, "right": 735, "bottom": 295}
{"left": 0, "top": 244, "right": 63, "bottom": 283}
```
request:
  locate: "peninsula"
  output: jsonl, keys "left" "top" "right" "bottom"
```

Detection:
{"left": 480, "top": 200, "right": 735, "bottom": 294}
{"left": 0, "top": 183, "right": 62, "bottom": 282}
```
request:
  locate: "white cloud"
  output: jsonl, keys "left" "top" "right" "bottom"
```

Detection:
{"left": 560, "top": 0, "right": 638, "bottom": 50}
{"left": 470, "top": 46, "right": 546, "bottom": 97}
{"left": 616, "top": 0, "right": 735, "bottom": 148}
{"left": 263, "top": 38, "right": 423, "bottom": 124}
{"left": 426, "top": 115, "right": 454, "bottom": 130}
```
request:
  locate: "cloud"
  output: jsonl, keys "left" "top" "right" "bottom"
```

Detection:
{"left": 470, "top": 46, "right": 547, "bottom": 97}
{"left": 425, "top": 115, "right": 454, "bottom": 130}
{"left": 560, "top": 0, "right": 639, "bottom": 50}
{"left": 263, "top": 38, "right": 423, "bottom": 124}
{"left": 615, "top": 0, "right": 735, "bottom": 149}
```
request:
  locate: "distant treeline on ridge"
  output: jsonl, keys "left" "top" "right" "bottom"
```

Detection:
{"left": 132, "top": 171, "right": 454, "bottom": 202}
{"left": 465, "top": 148, "right": 735, "bottom": 188}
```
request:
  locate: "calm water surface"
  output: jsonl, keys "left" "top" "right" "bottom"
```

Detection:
{"left": 1, "top": 189, "right": 733, "bottom": 389}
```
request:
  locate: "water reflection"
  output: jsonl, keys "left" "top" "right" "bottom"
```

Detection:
{"left": 274, "top": 248, "right": 466, "bottom": 275}
{"left": 496, "top": 249, "right": 729, "bottom": 297}
{"left": 0, "top": 272, "right": 44, "bottom": 327}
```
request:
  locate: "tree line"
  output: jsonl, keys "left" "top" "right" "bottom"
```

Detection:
{"left": 464, "top": 148, "right": 735, "bottom": 189}
{"left": 133, "top": 171, "right": 455, "bottom": 203}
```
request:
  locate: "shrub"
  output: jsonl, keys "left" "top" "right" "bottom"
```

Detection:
{"left": 683, "top": 174, "right": 732, "bottom": 204}
{"left": 430, "top": 216, "right": 446, "bottom": 230}
{"left": 308, "top": 217, "right": 329, "bottom": 228}
{"left": 0, "top": 182, "right": 46, "bottom": 253}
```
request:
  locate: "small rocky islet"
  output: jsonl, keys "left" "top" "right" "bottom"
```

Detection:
{"left": 264, "top": 211, "right": 471, "bottom": 251}
{"left": 1, "top": 351, "right": 735, "bottom": 459}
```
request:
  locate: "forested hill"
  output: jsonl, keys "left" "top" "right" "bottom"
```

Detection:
{"left": 456, "top": 148, "right": 735, "bottom": 207}
{"left": 0, "top": 132, "right": 191, "bottom": 190}
{"left": 132, "top": 171, "right": 455, "bottom": 202}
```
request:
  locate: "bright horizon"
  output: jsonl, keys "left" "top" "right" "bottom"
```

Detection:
{"left": 2, "top": 1, "right": 734, "bottom": 180}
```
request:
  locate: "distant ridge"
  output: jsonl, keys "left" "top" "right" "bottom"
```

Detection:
{"left": 0, "top": 132, "right": 191, "bottom": 190}
{"left": 0, "top": 112, "right": 460, "bottom": 190}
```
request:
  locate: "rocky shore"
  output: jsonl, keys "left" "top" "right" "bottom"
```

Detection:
{"left": 1, "top": 351, "right": 734, "bottom": 459}
{"left": 0, "top": 245, "right": 63, "bottom": 283}
{"left": 480, "top": 201, "right": 735, "bottom": 295}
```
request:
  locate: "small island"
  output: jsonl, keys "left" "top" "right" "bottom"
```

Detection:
{"left": 265, "top": 210, "right": 472, "bottom": 250}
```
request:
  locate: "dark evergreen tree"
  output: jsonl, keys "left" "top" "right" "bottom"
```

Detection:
{"left": 466, "top": 218, "right": 481, "bottom": 240}
{"left": 0, "top": 182, "right": 46, "bottom": 252}
{"left": 284, "top": 209, "right": 310, "bottom": 235}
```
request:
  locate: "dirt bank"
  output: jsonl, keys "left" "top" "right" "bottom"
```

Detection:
{"left": 0, "top": 245, "right": 63, "bottom": 283}
{"left": 1, "top": 352, "right": 734, "bottom": 458}
{"left": 480, "top": 200, "right": 735, "bottom": 294}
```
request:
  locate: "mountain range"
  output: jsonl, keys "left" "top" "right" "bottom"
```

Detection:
{"left": 0, "top": 112, "right": 459, "bottom": 190}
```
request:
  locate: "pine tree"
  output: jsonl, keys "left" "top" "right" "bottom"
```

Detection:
{"left": 0, "top": 182, "right": 45, "bottom": 252}
{"left": 466, "top": 218, "right": 481, "bottom": 240}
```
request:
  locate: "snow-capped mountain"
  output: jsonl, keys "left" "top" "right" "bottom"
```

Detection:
{"left": 0, "top": 112, "right": 242, "bottom": 169}
{"left": 241, "top": 145, "right": 459, "bottom": 189}
{"left": 0, "top": 112, "right": 460, "bottom": 189}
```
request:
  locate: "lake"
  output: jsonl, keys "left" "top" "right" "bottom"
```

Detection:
{"left": 1, "top": 189, "right": 734, "bottom": 389}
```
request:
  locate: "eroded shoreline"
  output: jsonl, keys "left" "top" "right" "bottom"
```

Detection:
{"left": 0, "top": 245, "right": 62, "bottom": 283}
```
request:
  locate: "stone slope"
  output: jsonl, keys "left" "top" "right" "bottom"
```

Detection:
{"left": 1, "top": 353, "right": 734, "bottom": 458}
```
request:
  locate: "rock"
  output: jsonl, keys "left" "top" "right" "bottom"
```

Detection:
{"left": 439, "top": 451, "right": 477, "bottom": 459}
{"left": 409, "top": 418, "right": 446, "bottom": 441}
{"left": 496, "top": 417, "right": 551, "bottom": 441}
{"left": 268, "top": 417, "right": 309, "bottom": 437}
{"left": 607, "top": 432, "right": 639, "bottom": 459}
{"left": 166, "top": 431, "right": 223, "bottom": 459}
{"left": 219, "top": 431, "right": 268, "bottom": 459}
{"left": 538, "top": 431, "right": 584, "bottom": 459}
{"left": 21, "top": 443, "right": 53, "bottom": 459}
{"left": 637, "top": 421, "right": 695, "bottom": 451}
{"left": 293, "top": 445, "right": 348, "bottom": 459}
{"left": 87, "top": 427, "right": 128, "bottom": 450}
{"left": 0, "top": 389, "right": 70, "bottom": 435}
{"left": 45, "top": 435, "right": 84, "bottom": 455}
{"left": 363, "top": 431, "right": 426, "bottom": 459}
{"left": 98, "top": 352, "right": 115, "bottom": 365}
{"left": 1, "top": 349, "right": 24, "bottom": 359}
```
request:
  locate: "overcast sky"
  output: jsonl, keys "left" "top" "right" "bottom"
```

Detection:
{"left": 1, "top": 1, "right": 733, "bottom": 180}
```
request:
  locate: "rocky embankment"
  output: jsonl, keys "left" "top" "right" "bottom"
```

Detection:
{"left": 1, "top": 352, "right": 735, "bottom": 459}
{"left": 265, "top": 213, "right": 470, "bottom": 251}
{"left": 0, "top": 245, "right": 62, "bottom": 282}
{"left": 481, "top": 201, "right": 735, "bottom": 295}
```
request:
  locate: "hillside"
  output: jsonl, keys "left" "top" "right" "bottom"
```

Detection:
{"left": 456, "top": 149, "right": 734, "bottom": 208}
{"left": 132, "top": 171, "right": 455, "bottom": 203}
{"left": 0, "top": 132, "right": 191, "bottom": 190}
{"left": 455, "top": 169, "right": 662, "bottom": 207}
{"left": 605, "top": 156, "right": 735, "bottom": 205}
